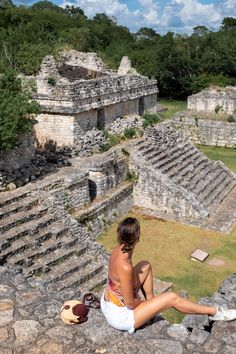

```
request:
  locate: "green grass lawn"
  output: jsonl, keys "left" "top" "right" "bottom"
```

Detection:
{"left": 98, "top": 212, "right": 236, "bottom": 323}
{"left": 158, "top": 99, "right": 187, "bottom": 119}
{"left": 198, "top": 145, "right": 236, "bottom": 174}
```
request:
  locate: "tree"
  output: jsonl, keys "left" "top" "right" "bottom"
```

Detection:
{"left": 135, "top": 27, "right": 158, "bottom": 40}
{"left": 221, "top": 17, "right": 236, "bottom": 31}
{"left": 0, "top": 0, "right": 13, "bottom": 7}
{"left": 64, "top": 5, "right": 86, "bottom": 18}
{"left": 193, "top": 25, "right": 209, "bottom": 36}
{"left": 31, "top": 1, "right": 65, "bottom": 13}
{"left": 0, "top": 69, "right": 40, "bottom": 150}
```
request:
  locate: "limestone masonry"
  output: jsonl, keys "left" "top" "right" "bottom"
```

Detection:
{"left": 29, "top": 50, "right": 158, "bottom": 148}
{"left": 171, "top": 113, "right": 236, "bottom": 148}
{"left": 188, "top": 86, "right": 236, "bottom": 114}
{"left": 130, "top": 123, "right": 236, "bottom": 233}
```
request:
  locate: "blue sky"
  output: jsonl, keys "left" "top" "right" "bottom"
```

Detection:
{"left": 20, "top": 0, "right": 236, "bottom": 34}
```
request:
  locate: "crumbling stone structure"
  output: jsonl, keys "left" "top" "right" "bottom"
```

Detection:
{"left": 188, "top": 86, "right": 236, "bottom": 114}
{"left": 171, "top": 113, "right": 236, "bottom": 148}
{"left": 1, "top": 122, "right": 236, "bottom": 352}
{"left": 130, "top": 122, "right": 236, "bottom": 233}
{"left": 31, "top": 50, "right": 158, "bottom": 148}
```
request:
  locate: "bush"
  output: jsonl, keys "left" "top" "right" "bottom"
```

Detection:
{"left": 47, "top": 76, "right": 56, "bottom": 86}
{"left": 0, "top": 69, "right": 41, "bottom": 150}
{"left": 215, "top": 104, "right": 223, "bottom": 113}
{"left": 123, "top": 127, "right": 137, "bottom": 139}
{"left": 101, "top": 129, "right": 122, "bottom": 148}
{"left": 100, "top": 143, "right": 111, "bottom": 152}
{"left": 191, "top": 73, "right": 232, "bottom": 93}
{"left": 125, "top": 169, "right": 138, "bottom": 182}
{"left": 142, "top": 112, "right": 160, "bottom": 129}
{"left": 227, "top": 115, "right": 236, "bottom": 123}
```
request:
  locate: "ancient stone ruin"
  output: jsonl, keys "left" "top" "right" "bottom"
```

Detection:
{"left": 188, "top": 86, "right": 236, "bottom": 114}
{"left": 1, "top": 52, "right": 236, "bottom": 353}
{"left": 29, "top": 50, "right": 158, "bottom": 148}
{"left": 131, "top": 123, "right": 236, "bottom": 233}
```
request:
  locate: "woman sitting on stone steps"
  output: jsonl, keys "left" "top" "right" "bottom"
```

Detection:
{"left": 100, "top": 217, "right": 236, "bottom": 334}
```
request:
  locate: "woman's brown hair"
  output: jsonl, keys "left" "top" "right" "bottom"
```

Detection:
{"left": 117, "top": 217, "right": 140, "bottom": 252}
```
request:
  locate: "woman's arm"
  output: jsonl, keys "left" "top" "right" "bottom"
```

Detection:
{"left": 119, "top": 264, "right": 142, "bottom": 309}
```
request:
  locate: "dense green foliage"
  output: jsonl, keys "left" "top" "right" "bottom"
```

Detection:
{"left": 142, "top": 112, "right": 160, "bottom": 129}
{"left": 0, "top": 69, "right": 40, "bottom": 150}
{"left": 0, "top": 2, "right": 235, "bottom": 98}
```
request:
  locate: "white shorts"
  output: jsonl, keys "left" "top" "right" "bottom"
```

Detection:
{"left": 100, "top": 292, "right": 135, "bottom": 334}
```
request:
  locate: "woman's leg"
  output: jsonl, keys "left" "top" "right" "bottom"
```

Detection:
{"left": 134, "top": 291, "right": 217, "bottom": 329}
{"left": 133, "top": 261, "right": 154, "bottom": 300}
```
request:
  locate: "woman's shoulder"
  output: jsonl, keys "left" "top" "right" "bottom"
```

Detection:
{"left": 110, "top": 246, "right": 132, "bottom": 270}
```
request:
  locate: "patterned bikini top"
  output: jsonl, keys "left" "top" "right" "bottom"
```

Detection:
{"left": 107, "top": 277, "right": 139, "bottom": 301}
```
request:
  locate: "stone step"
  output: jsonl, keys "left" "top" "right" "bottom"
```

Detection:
{"left": 168, "top": 156, "right": 205, "bottom": 183}
{"left": 0, "top": 196, "right": 38, "bottom": 220}
{"left": 140, "top": 146, "right": 156, "bottom": 156}
{"left": 193, "top": 169, "right": 222, "bottom": 196}
{"left": 199, "top": 172, "right": 229, "bottom": 204}
{"left": 205, "top": 178, "right": 236, "bottom": 209}
{"left": 178, "top": 159, "right": 210, "bottom": 188}
{"left": 0, "top": 213, "right": 55, "bottom": 246}
{"left": 55, "top": 261, "right": 104, "bottom": 291}
{"left": 41, "top": 253, "right": 93, "bottom": 284}
{"left": 22, "top": 242, "right": 88, "bottom": 276}
{"left": 136, "top": 141, "right": 151, "bottom": 152}
{"left": 187, "top": 163, "right": 215, "bottom": 190}
{"left": 206, "top": 186, "right": 236, "bottom": 232}
{"left": 144, "top": 149, "right": 166, "bottom": 163}
{"left": 0, "top": 204, "right": 48, "bottom": 233}
{"left": 147, "top": 145, "right": 181, "bottom": 162}
{"left": 79, "top": 269, "right": 107, "bottom": 293}
{"left": 0, "top": 185, "right": 32, "bottom": 208}
{"left": 152, "top": 145, "right": 194, "bottom": 170}
{"left": 161, "top": 149, "right": 200, "bottom": 175}
{"left": 0, "top": 222, "right": 66, "bottom": 261}
{"left": 9, "top": 232, "right": 81, "bottom": 268}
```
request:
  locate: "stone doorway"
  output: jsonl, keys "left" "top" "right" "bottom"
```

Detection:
{"left": 97, "top": 108, "right": 105, "bottom": 129}
{"left": 88, "top": 179, "right": 97, "bottom": 201}
{"left": 139, "top": 97, "right": 144, "bottom": 116}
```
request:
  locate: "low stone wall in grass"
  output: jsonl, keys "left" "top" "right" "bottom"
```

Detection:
{"left": 172, "top": 115, "right": 236, "bottom": 148}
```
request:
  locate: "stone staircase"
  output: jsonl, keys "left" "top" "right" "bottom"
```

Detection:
{"left": 132, "top": 124, "right": 236, "bottom": 232}
{"left": 0, "top": 171, "right": 107, "bottom": 293}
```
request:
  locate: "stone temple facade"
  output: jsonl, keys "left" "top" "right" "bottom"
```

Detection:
{"left": 30, "top": 50, "right": 158, "bottom": 148}
{"left": 188, "top": 86, "right": 236, "bottom": 114}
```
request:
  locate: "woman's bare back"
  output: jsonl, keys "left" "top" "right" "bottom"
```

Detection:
{"left": 108, "top": 245, "right": 132, "bottom": 286}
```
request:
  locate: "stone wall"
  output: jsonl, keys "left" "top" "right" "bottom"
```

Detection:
{"left": 75, "top": 110, "right": 98, "bottom": 132}
{"left": 188, "top": 87, "right": 236, "bottom": 114}
{"left": 47, "top": 170, "right": 91, "bottom": 210}
{"left": 104, "top": 99, "right": 140, "bottom": 125}
{"left": 36, "top": 75, "right": 158, "bottom": 114}
{"left": 172, "top": 115, "right": 236, "bottom": 147}
{"left": 132, "top": 165, "right": 203, "bottom": 223}
{"left": 87, "top": 155, "right": 127, "bottom": 198}
{"left": 76, "top": 183, "right": 133, "bottom": 240}
{"left": 35, "top": 114, "right": 76, "bottom": 147}
{"left": 143, "top": 93, "right": 158, "bottom": 113}
{"left": 0, "top": 134, "right": 35, "bottom": 171}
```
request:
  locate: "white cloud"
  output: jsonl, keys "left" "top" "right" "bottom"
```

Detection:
{"left": 60, "top": 0, "right": 236, "bottom": 34}
{"left": 61, "top": 0, "right": 129, "bottom": 18}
